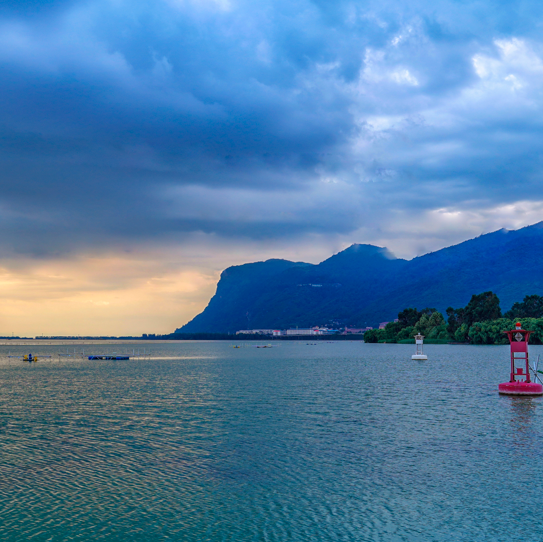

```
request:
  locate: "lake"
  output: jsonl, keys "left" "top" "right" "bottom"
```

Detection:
{"left": 0, "top": 341, "right": 542, "bottom": 541}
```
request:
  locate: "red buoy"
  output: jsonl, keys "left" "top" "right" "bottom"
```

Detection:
{"left": 499, "top": 322, "right": 543, "bottom": 395}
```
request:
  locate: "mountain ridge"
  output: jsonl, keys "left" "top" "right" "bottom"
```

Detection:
{"left": 177, "top": 222, "right": 543, "bottom": 333}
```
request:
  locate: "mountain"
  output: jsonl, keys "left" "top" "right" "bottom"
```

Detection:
{"left": 177, "top": 222, "right": 543, "bottom": 333}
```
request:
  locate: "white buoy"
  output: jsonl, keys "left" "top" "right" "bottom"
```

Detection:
{"left": 412, "top": 333, "right": 427, "bottom": 360}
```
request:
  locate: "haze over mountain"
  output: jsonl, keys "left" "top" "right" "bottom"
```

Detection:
{"left": 178, "top": 223, "right": 543, "bottom": 333}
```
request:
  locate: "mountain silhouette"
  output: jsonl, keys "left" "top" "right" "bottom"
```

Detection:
{"left": 177, "top": 222, "right": 543, "bottom": 333}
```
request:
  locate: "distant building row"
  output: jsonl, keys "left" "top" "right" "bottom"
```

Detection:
{"left": 236, "top": 326, "right": 374, "bottom": 336}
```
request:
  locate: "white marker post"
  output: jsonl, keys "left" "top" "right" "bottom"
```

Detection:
{"left": 412, "top": 333, "right": 427, "bottom": 360}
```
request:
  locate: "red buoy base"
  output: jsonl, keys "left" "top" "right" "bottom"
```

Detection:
{"left": 498, "top": 382, "right": 543, "bottom": 395}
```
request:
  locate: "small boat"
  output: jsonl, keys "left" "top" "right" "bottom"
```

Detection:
{"left": 23, "top": 354, "right": 38, "bottom": 362}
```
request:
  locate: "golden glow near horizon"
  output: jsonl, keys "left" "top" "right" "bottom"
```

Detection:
{"left": 0, "top": 252, "right": 219, "bottom": 337}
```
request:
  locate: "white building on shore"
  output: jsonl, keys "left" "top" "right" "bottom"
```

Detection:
{"left": 286, "top": 328, "right": 319, "bottom": 336}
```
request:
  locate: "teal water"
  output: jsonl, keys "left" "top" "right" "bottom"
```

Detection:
{"left": 0, "top": 341, "right": 542, "bottom": 541}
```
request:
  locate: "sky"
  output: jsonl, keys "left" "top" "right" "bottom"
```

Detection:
{"left": 1, "top": 0, "right": 543, "bottom": 335}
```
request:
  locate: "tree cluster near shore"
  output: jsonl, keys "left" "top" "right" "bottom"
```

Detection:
{"left": 363, "top": 292, "right": 543, "bottom": 345}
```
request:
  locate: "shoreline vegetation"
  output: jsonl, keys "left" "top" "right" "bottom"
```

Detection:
{"left": 364, "top": 292, "right": 543, "bottom": 345}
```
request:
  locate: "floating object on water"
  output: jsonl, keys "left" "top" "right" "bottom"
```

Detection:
{"left": 499, "top": 323, "right": 543, "bottom": 396}
{"left": 88, "top": 355, "right": 130, "bottom": 360}
{"left": 412, "top": 334, "right": 427, "bottom": 360}
{"left": 9, "top": 353, "right": 51, "bottom": 362}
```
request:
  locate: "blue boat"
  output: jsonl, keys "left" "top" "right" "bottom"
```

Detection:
{"left": 88, "top": 355, "right": 130, "bottom": 360}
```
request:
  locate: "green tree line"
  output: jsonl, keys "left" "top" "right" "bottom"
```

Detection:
{"left": 364, "top": 292, "right": 543, "bottom": 345}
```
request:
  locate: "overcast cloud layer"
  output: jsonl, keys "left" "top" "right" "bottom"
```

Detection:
{"left": 1, "top": 0, "right": 543, "bottom": 334}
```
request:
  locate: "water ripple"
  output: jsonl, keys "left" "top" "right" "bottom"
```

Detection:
{"left": 0, "top": 342, "right": 543, "bottom": 540}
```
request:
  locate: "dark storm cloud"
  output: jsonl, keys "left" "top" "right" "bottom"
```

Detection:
{"left": 1, "top": 0, "right": 543, "bottom": 256}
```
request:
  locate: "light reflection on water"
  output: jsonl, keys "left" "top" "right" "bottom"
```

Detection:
{"left": 0, "top": 341, "right": 543, "bottom": 541}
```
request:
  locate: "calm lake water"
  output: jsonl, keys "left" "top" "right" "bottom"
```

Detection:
{"left": 0, "top": 341, "right": 542, "bottom": 541}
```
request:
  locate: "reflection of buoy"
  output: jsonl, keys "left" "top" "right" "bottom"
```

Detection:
{"left": 412, "top": 334, "right": 427, "bottom": 360}
{"left": 499, "top": 323, "right": 543, "bottom": 395}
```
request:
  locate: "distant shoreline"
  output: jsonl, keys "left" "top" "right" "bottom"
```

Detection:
{"left": 0, "top": 335, "right": 365, "bottom": 345}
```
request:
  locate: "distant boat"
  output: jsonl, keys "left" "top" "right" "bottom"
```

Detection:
{"left": 9, "top": 353, "right": 51, "bottom": 362}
